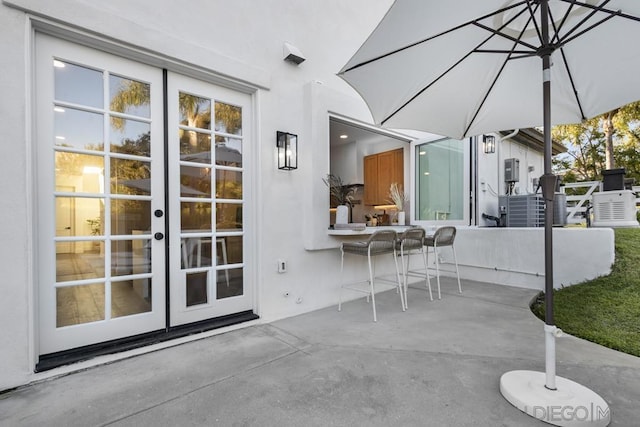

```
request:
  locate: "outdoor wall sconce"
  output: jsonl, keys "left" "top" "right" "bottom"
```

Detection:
{"left": 483, "top": 134, "right": 496, "bottom": 154}
{"left": 277, "top": 131, "right": 298, "bottom": 170}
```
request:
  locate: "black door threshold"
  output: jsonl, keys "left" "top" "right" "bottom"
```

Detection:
{"left": 36, "top": 311, "right": 259, "bottom": 372}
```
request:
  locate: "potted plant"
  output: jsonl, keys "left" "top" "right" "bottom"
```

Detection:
{"left": 388, "top": 182, "right": 408, "bottom": 225}
{"left": 364, "top": 213, "right": 378, "bottom": 227}
{"left": 323, "top": 174, "right": 356, "bottom": 224}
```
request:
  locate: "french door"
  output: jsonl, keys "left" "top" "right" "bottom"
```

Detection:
{"left": 167, "top": 73, "right": 252, "bottom": 327}
{"left": 36, "top": 34, "right": 253, "bottom": 355}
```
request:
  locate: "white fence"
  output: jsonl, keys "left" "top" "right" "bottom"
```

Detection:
{"left": 560, "top": 181, "right": 602, "bottom": 224}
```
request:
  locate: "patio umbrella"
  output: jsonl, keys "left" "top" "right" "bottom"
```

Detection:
{"left": 339, "top": 1, "right": 640, "bottom": 425}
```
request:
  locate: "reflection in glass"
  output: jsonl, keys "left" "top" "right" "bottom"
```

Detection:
{"left": 112, "top": 239, "right": 151, "bottom": 276}
{"left": 109, "top": 75, "right": 150, "bottom": 118}
{"left": 56, "top": 244, "right": 105, "bottom": 282}
{"left": 216, "top": 203, "right": 242, "bottom": 230}
{"left": 186, "top": 272, "right": 208, "bottom": 306}
{"left": 56, "top": 283, "right": 105, "bottom": 327}
{"left": 218, "top": 236, "right": 242, "bottom": 265}
{"left": 55, "top": 196, "right": 104, "bottom": 237}
{"left": 181, "top": 202, "right": 212, "bottom": 232}
{"left": 215, "top": 170, "right": 242, "bottom": 199}
{"left": 54, "top": 61, "right": 103, "bottom": 108}
{"left": 181, "top": 237, "right": 212, "bottom": 269}
{"left": 179, "top": 93, "right": 211, "bottom": 129}
{"left": 179, "top": 131, "right": 211, "bottom": 163}
{"left": 54, "top": 107, "right": 104, "bottom": 150}
{"left": 110, "top": 119, "right": 151, "bottom": 157}
{"left": 415, "top": 139, "right": 464, "bottom": 221}
{"left": 215, "top": 138, "right": 242, "bottom": 167}
{"left": 111, "top": 158, "right": 151, "bottom": 195}
{"left": 217, "top": 267, "right": 243, "bottom": 299}
{"left": 111, "top": 200, "right": 151, "bottom": 236}
{"left": 180, "top": 166, "right": 211, "bottom": 198}
{"left": 55, "top": 152, "right": 104, "bottom": 193}
{"left": 214, "top": 102, "right": 242, "bottom": 135}
{"left": 112, "top": 279, "right": 152, "bottom": 318}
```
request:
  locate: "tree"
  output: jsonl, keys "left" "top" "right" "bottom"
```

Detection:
{"left": 552, "top": 100, "right": 640, "bottom": 182}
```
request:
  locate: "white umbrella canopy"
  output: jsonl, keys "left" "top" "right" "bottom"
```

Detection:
{"left": 340, "top": 0, "right": 640, "bottom": 139}
{"left": 340, "top": 1, "right": 640, "bottom": 425}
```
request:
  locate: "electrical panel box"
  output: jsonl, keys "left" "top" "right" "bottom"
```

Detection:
{"left": 504, "top": 158, "right": 520, "bottom": 183}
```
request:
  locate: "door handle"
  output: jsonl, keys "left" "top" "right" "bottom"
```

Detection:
{"left": 154, "top": 232, "right": 164, "bottom": 240}
{"left": 65, "top": 226, "right": 71, "bottom": 230}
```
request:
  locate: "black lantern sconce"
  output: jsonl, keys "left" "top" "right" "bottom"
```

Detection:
{"left": 483, "top": 134, "right": 496, "bottom": 154}
{"left": 277, "top": 131, "right": 298, "bottom": 170}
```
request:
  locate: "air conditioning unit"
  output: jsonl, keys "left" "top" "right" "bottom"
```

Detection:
{"left": 498, "top": 193, "right": 567, "bottom": 227}
{"left": 499, "top": 194, "right": 544, "bottom": 227}
{"left": 591, "top": 190, "right": 639, "bottom": 228}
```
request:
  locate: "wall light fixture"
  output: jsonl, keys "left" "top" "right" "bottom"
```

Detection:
{"left": 483, "top": 134, "right": 496, "bottom": 154}
{"left": 277, "top": 131, "right": 298, "bottom": 170}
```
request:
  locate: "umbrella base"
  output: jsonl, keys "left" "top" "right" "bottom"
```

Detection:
{"left": 500, "top": 370, "right": 610, "bottom": 426}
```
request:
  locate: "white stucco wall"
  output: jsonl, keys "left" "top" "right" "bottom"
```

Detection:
{"left": 0, "top": 0, "right": 396, "bottom": 389}
{"left": 0, "top": 0, "right": 616, "bottom": 390}
{"left": 477, "top": 134, "right": 545, "bottom": 225}
{"left": 0, "top": 3, "right": 33, "bottom": 390}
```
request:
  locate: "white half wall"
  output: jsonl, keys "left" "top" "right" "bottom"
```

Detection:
{"left": 440, "top": 227, "right": 615, "bottom": 290}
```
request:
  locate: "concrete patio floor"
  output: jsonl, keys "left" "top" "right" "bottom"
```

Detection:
{"left": 1, "top": 278, "right": 639, "bottom": 426}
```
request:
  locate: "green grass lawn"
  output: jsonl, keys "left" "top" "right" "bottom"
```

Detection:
{"left": 531, "top": 228, "right": 640, "bottom": 358}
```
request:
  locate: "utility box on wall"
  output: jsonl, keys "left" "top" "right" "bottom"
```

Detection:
{"left": 504, "top": 158, "right": 520, "bottom": 182}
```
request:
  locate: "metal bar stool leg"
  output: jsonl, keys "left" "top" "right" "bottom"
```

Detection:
{"left": 402, "top": 244, "right": 409, "bottom": 309}
{"left": 368, "top": 247, "right": 377, "bottom": 322}
{"left": 434, "top": 245, "right": 442, "bottom": 300}
{"left": 392, "top": 247, "right": 406, "bottom": 311}
{"left": 421, "top": 245, "right": 433, "bottom": 301}
{"left": 338, "top": 247, "right": 345, "bottom": 312}
{"left": 452, "top": 246, "right": 462, "bottom": 293}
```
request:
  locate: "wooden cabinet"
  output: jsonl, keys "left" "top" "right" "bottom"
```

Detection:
{"left": 363, "top": 148, "right": 404, "bottom": 205}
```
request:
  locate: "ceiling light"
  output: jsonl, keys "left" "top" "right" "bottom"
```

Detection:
{"left": 339, "top": 134, "right": 348, "bottom": 139}
{"left": 419, "top": 151, "right": 426, "bottom": 155}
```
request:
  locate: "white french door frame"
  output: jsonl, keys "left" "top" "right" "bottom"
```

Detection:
{"left": 34, "top": 32, "right": 258, "bottom": 357}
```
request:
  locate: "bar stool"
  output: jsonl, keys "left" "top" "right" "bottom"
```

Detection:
{"left": 398, "top": 227, "right": 433, "bottom": 308}
{"left": 424, "top": 226, "right": 462, "bottom": 299}
{"left": 338, "top": 229, "right": 405, "bottom": 322}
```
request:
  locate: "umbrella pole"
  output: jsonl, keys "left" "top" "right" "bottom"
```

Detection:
{"left": 540, "top": 0, "right": 557, "bottom": 392}
{"left": 500, "top": 2, "right": 610, "bottom": 425}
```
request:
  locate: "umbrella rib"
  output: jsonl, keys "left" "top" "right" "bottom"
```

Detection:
{"left": 561, "top": 10, "right": 622, "bottom": 46}
{"left": 462, "top": 25, "right": 532, "bottom": 137}
{"left": 475, "top": 49, "right": 536, "bottom": 55}
{"left": 382, "top": 4, "right": 537, "bottom": 128}
{"left": 557, "top": 47, "right": 587, "bottom": 121}
{"left": 551, "top": 0, "right": 579, "bottom": 44}
{"left": 555, "top": 0, "right": 613, "bottom": 43}
{"left": 472, "top": 3, "right": 540, "bottom": 52}
{"left": 339, "top": 1, "right": 529, "bottom": 74}
{"left": 558, "top": 0, "right": 640, "bottom": 24}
